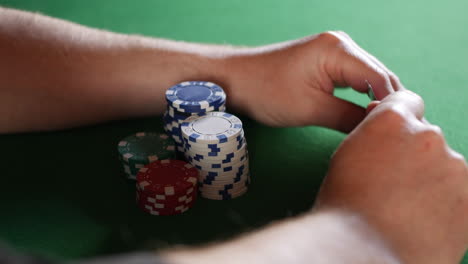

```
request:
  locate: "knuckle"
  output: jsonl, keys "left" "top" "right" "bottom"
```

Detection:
{"left": 372, "top": 70, "right": 392, "bottom": 88}
{"left": 334, "top": 30, "right": 351, "bottom": 38}
{"left": 416, "top": 126, "right": 445, "bottom": 149}
{"left": 448, "top": 155, "right": 468, "bottom": 182}
{"left": 449, "top": 149, "right": 467, "bottom": 167}
{"left": 388, "top": 72, "right": 402, "bottom": 88}
{"left": 375, "top": 107, "right": 407, "bottom": 126}
{"left": 318, "top": 31, "right": 344, "bottom": 45}
{"left": 388, "top": 72, "right": 401, "bottom": 83}
{"left": 403, "top": 89, "right": 424, "bottom": 102}
{"left": 428, "top": 124, "right": 443, "bottom": 135}
{"left": 403, "top": 90, "right": 426, "bottom": 108}
{"left": 364, "top": 107, "right": 407, "bottom": 134}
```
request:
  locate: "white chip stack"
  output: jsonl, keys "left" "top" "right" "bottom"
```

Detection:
{"left": 181, "top": 112, "right": 250, "bottom": 200}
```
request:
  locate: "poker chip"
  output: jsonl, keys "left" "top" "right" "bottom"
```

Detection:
{"left": 183, "top": 133, "right": 245, "bottom": 152}
{"left": 188, "top": 152, "right": 249, "bottom": 170}
{"left": 117, "top": 81, "right": 251, "bottom": 215}
{"left": 166, "top": 81, "right": 226, "bottom": 113}
{"left": 184, "top": 140, "right": 248, "bottom": 164}
{"left": 199, "top": 180, "right": 249, "bottom": 196}
{"left": 136, "top": 160, "right": 199, "bottom": 215}
{"left": 199, "top": 186, "right": 249, "bottom": 201}
{"left": 118, "top": 132, "right": 176, "bottom": 180}
{"left": 198, "top": 164, "right": 249, "bottom": 184}
{"left": 180, "top": 112, "right": 242, "bottom": 144}
{"left": 162, "top": 81, "right": 227, "bottom": 156}
{"left": 180, "top": 112, "right": 250, "bottom": 200}
{"left": 200, "top": 171, "right": 250, "bottom": 188}
{"left": 160, "top": 82, "right": 249, "bottom": 200}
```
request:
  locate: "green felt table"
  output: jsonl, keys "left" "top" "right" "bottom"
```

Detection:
{"left": 1, "top": 0, "right": 467, "bottom": 262}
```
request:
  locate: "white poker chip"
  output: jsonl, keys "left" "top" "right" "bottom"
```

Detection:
{"left": 198, "top": 163, "right": 249, "bottom": 181}
{"left": 199, "top": 172, "right": 250, "bottom": 187}
{"left": 181, "top": 112, "right": 243, "bottom": 144}
{"left": 184, "top": 143, "right": 247, "bottom": 160}
{"left": 191, "top": 156, "right": 249, "bottom": 173}
{"left": 199, "top": 187, "right": 248, "bottom": 200}
{"left": 183, "top": 135, "right": 246, "bottom": 154}
{"left": 188, "top": 151, "right": 248, "bottom": 169}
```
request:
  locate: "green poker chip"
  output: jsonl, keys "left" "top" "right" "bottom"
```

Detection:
{"left": 118, "top": 132, "right": 176, "bottom": 179}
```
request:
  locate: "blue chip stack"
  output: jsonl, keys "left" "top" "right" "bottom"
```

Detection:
{"left": 181, "top": 112, "right": 250, "bottom": 200}
{"left": 164, "top": 81, "right": 227, "bottom": 154}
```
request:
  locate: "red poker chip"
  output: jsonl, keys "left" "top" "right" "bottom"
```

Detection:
{"left": 137, "top": 192, "right": 197, "bottom": 205}
{"left": 137, "top": 190, "right": 197, "bottom": 208}
{"left": 136, "top": 160, "right": 198, "bottom": 196}
{"left": 138, "top": 196, "right": 196, "bottom": 210}
{"left": 136, "top": 183, "right": 197, "bottom": 199}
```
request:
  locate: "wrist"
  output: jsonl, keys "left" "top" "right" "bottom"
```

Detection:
{"left": 104, "top": 35, "right": 234, "bottom": 115}
{"left": 141, "top": 38, "right": 245, "bottom": 114}
{"left": 162, "top": 209, "right": 402, "bottom": 264}
{"left": 315, "top": 204, "right": 466, "bottom": 264}
{"left": 306, "top": 209, "right": 402, "bottom": 264}
{"left": 210, "top": 49, "right": 272, "bottom": 118}
{"left": 127, "top": 35, "right": 257, "bottom": 117}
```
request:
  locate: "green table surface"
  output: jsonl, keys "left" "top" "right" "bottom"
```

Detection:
{"left": 1, "top": 0, "right": 467, "bottom": 262}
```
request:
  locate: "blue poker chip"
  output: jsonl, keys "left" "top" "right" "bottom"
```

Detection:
{"left": 166, "top": 81, "right": 226, "bottom": 113}
{"left": 162, "top": 112, "right": 174, "bottom": 124}
{"left": 168, "top": 104, "right": 226, "bottom": 117}
{"left": 167, "top": 106, "right": 196, "bottom": 121}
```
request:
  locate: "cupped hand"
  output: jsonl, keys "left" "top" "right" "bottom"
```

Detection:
{"left": 315, "top": 90, "right": 468, "bottom": 264}
{"left": 226, "top": 31, "right": 403, "bottom": 132}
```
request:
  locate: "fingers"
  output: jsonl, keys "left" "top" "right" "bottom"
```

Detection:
{"left": 325, "top": 31, "right": 401, "bottom": 100}
{"left": 366, "top": 101, "right": 380, "bottom": 115}
{"left": 369, "top": 90, "right": 425, "bottom": 121}
{"left": 334, "top": 31, "right": 405, "bottom": 92}
{"left": 311, "top": 94, "right": 366, "bottom": 133}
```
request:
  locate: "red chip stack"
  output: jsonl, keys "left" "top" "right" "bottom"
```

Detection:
{"left": 136, "top": 159, "right": 198, "bottom": 215}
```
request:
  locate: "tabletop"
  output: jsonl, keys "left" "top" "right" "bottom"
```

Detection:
{"left": 0, "top": 0, "right": 467, "bottom": 262}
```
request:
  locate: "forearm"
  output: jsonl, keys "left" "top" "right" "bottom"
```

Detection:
{"left": 161, "top": 209, "right": 401, "bottom": 264}
{"left": 0, "top": 7, "right": 234, "bottom": 133}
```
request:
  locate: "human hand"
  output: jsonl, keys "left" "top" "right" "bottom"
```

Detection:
{"left": 225, "top": 31, "right": 402, "bottom": 132}
{"left": 315, "top": 90, "right": 468, "bottom": 264}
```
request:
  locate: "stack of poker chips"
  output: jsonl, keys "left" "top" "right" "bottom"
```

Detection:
{"left": 136, "top": 159, "right": 198, "bottom": 215}
{"left": 163, "top": 81, "right": 226, "bottom": 154}
{"left": 181, "top": 112, "right": 250, "bottom": 200}
{"left": 117, "top": 132, "right": 176, "bottom": 180}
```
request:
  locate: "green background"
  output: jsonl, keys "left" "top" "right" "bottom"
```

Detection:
{"left": 0, "top": 0, "right": 467, "bottom": 262}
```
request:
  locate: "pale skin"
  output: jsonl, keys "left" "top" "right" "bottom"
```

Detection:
{"left": 1, "top": 7, "right": 467, "bottom": 264}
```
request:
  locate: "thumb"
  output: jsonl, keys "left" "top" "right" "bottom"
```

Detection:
{"left": 311, "top": 95, "right": 366, "bottom": 133}
{"left": 366, "top": 101, "right": 380, "bottom": 115}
